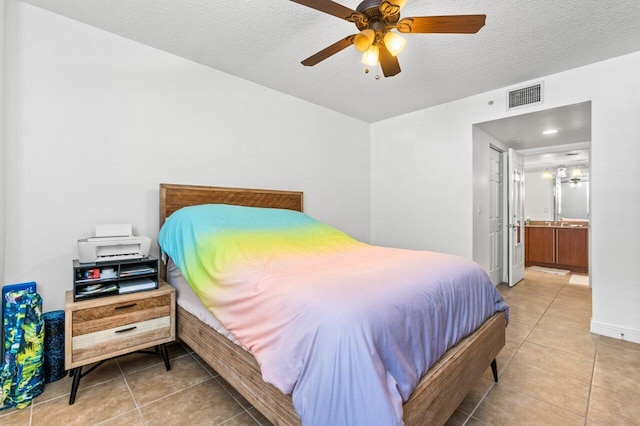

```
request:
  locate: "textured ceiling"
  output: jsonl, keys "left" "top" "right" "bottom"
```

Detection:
{"left": 19, "top": 0, "right": 640, "bottom": 122}
{"left": 476, "top": 102, "right": 592, "bottom": 170}
{"left": 476, "top": 102, "right": 592, "bottom": 151}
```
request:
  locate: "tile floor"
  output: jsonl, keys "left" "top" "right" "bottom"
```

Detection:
{"left": 1, "top": 269, "right": 638, "bottom": 425}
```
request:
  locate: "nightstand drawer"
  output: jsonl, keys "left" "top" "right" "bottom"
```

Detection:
{"left": 72, "top": 316, "right": 171, "bottom": 363}
{"left": 65, "top": 281, "right": 176, "bottom": 369}
{"left": 72, "top": 294, "right": 171, "bottom": 336}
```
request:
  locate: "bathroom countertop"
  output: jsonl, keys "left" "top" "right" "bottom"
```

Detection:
{"left": 526, "top": 221, "right": 589, "bottom": 229}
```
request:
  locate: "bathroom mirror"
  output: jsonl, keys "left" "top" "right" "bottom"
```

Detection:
{"left": 522, "top": 145, "right": 591, "bottom": 222}
{"left": 555, "top": 175, "right": 589, "bottom": 220}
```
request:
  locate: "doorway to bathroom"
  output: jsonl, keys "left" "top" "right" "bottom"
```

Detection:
{"left": 473, "top": 101, "right": 592, "bottom": 287}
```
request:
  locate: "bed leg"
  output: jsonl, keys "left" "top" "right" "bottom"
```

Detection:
{"left": 491, "top": 359, "right": 498, "bottom": 382}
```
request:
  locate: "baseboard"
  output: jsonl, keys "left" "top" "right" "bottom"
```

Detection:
{"left": 590, "top": 321, "right": 640, "bottom": 344}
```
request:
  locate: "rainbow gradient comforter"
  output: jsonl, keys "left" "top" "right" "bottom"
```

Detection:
{"left": 159, "top": 204, "right": 508, "bottom": 426}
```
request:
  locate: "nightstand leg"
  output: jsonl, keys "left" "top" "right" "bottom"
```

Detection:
{"left": 160, "top": 344, "right": 171, "bottom": 371}
{"left": 69, "top": 367, "right": 82, "bottom": 404}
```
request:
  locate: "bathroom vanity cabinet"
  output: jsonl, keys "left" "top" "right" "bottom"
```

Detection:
{"left": 525, "top": 224, "right": 588, "bottom": 273}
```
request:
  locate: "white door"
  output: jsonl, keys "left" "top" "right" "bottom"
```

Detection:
{"left": 489, "top": 148, "right": 504, "bottom": 285}
{"left": 508, "top": 148, "right": 525, "bottom": 286}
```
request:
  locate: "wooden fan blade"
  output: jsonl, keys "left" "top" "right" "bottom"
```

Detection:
{"left": 378, "top": 44, "right": 401, "bottom": 77}
{"left": 301, "top": 35, "right": 356, "bottom": 66}
{"left": 290, "top": 0, "right": 366, "bottom": 24}
{"left": 397, "top": 15, "right": 486, "bottom": 34}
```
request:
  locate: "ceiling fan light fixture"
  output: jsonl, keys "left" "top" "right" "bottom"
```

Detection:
{"left": 354, "top": 29, "right": 375, "bottom": 52}
{"left": 383, "top": 31, "right": 407, "bottom": 56}
{"left": 362, "top": 44, "right": 379, "bottom": 66}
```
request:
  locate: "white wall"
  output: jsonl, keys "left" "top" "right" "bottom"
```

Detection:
{"left": 0, "top": 0, "right": 7, "bottom": 284}
{"left": 370, "top": 103, "right": 476, "bottom": 253}
{"left": 524, "top": 171, "right": 554, "bottom": 221}
{"left": 372, "top": 52, "right": 640, "bottom": 343}
{"left": 4, "top": 3, "right": 370, "bottom": 312}
{"left": 588, "top": 54, "right": 640, "bottom": 342}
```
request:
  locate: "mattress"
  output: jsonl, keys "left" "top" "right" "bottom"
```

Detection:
{"left": 167, "top": 258, "right": 243, "bottom": 348}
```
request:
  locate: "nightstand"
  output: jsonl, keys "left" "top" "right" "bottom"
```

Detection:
{"left": 64, "top": 280, "right": 176, "bottom": 404}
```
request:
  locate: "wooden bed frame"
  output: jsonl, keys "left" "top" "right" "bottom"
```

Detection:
{"left": 159, "top": 183, "right": 506, "bottom": 426}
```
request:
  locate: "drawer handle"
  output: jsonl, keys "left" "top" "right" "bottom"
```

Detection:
{"left": 115, "top": 326, "right": 137, "bottom": 334}
{"left": 115, "top": 303, "right": 137, "bottom": 310}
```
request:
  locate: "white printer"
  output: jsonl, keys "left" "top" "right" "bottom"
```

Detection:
{"left": 77, "top": 224, "right": 151, "bottom": 264}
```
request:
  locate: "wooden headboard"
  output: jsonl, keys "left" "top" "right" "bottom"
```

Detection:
{"left": 158, "top": 183, "right": 304, "bottom": 278}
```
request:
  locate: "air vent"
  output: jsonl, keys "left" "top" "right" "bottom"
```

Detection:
{"left": 507, "top": 82, "right": 543, "bottom": 110}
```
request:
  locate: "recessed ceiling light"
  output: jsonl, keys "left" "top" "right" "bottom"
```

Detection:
{"left": 542, "top": 129, "right": 558, "bottom": 135}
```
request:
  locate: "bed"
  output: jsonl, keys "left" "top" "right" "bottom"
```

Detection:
{"left": 158, "top": 183, "right": 507, "bottom": 426}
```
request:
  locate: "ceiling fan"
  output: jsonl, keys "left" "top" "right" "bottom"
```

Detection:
{"left": 291, "top": 0, "right": 486, "bottom": 77}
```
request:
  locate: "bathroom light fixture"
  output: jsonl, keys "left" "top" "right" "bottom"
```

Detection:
{"left": 557, "top": 166, "right": 567, "bottom": 178}
{"left": 543, "top": 129, "right": 558, "bottom": 135}
{"left": 542, "top": 169, "right": 553, "bottom": 179}
{"left": 571, "top": 166, "right": 583, "bottom": 178}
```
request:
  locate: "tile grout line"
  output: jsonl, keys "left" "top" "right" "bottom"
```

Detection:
{"left": 33, "top": 354, "right": 182, "bottom": 409}
{"left": 118, "top": 351, "right": 192, "bottom": 377}
{"left": 245, "top": 409, "right": 268, "bottom": 426}
{"left": 217, "top": 410, "right": 255, "bottom": 426}
{"left": 93, "top": 408, "right": 145, "bottom": 426}
{"left": 120, "top": 351, "right": 218, "bottom": 415}
{"left": 30, "top": 375, "right": 121, "bottom": 407}
{"left": 492, "top": 385, "right": 589, "bottom": 420}
{"left": 462, "top": 319, "right": 536, "bottom": 424}
{"left": 202, "top": 356, "right": 263, "bottom": 425}
{"left": 508, "top": 280, "right": 591, "bottom": 421}
{"left": 523, "top": 282, "right": 594, "bottom": 361}
{"left": 582, "top": 335, "right": 599, "bottom": 425}
{"left": 213, "top": 375, "right": 262, "bottom": 423}
{"left": 189, "top": 351, "right": 218, "bottom": 380}
{"left": 188, "top": 349, "right": 257, "bottom": 421}
{"left": 464, "top": 274, "right": 578, "bottom": 424}
{"left": 462, "top": 294, "right": 545, "bottom": 424}
{"left": 189, "top": 350, "right": 262, "bottom": 421}
{"left": 133, "top": 376, "right": 216, "bottom": 410}
{"left": 116, "top": 357, "right": 145, "bottom": 423}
